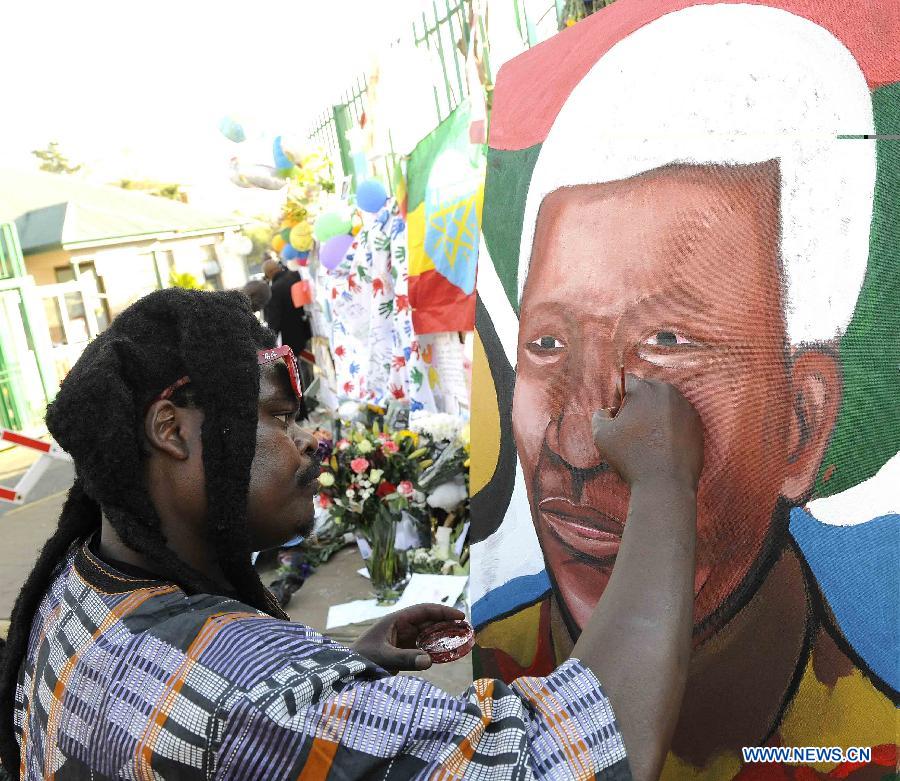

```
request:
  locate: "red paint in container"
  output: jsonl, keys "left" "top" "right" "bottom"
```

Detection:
{"left": 416, "top": 620, "right": 475, "bottom": 664}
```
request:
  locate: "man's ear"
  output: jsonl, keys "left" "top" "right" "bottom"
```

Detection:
{"left": 780, "top": 347, "right": 842, "bottom": 503}
{"left": 143, "top": 401, "right": 197, "bottom": 460}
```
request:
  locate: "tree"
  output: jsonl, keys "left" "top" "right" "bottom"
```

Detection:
{"left": 116, "top": 179, "right": 187, "bottom": 202}
{"left": 31, "top": 141, "right": 82, "bottom": 175}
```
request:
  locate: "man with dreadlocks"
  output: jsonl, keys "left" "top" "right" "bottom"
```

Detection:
{"left": 0, "top": 288, "right": 704, "bottom": 781}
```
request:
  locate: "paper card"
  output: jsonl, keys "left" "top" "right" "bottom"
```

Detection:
{"left": 454, "top": 522, "right": 471, "bottom": 558}
{"left": 394, "top": 573, "right": 469, "bottom": 611}
{"left": 326, "top": 599, "right": 397, "bottom": 629}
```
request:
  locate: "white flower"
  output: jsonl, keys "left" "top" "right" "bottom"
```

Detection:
{"left": 345, "top": 488, "right": 356, "bottom": 498}
{"left": 369, "top": 469, "right": 384, "bottom": 483}
{"left": 356, "top": 439, "right": 374, "bottom": 454}
{"left": 410, "top": 412, "right": 463, "bottom": 443}
{"left": 317, "top": 472, "right": 335, "bottom": 487}
{"left": 426, "top": 479, "right": 467, "bottom": 512}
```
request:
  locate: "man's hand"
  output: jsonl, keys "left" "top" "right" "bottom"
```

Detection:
{"left": 352, "top": 604, "right": 465, "bottom": 674}
{"left": 592, "top": 374, "right": 704, "bottom": 490}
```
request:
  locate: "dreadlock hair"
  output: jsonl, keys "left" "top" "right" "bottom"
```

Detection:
{"left": 0, "top": 288, "right": 291, "bottom": 775}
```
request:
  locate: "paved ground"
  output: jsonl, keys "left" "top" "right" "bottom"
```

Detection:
{"left": 0, "top": 446, "right": 474, "bottom": 694}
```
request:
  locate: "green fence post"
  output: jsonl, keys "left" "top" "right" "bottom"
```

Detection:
{"left": 332, "top": 103, "right": 356, "bottom": 191}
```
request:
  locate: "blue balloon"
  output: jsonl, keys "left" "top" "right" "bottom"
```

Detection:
{"left": 219, "top": 116, "right": 245, "bottom": 143}
{"left": 356, "top": 179, "right": 388, "bottom": 213}
{"left": 273, "top": 136, "right": 292, "bottom": 170}
{"left": 281, "top": 244, "right": 299, "bottom": 261}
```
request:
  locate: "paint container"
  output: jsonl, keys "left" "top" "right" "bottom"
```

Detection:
{"left": 416, "top": 619, "right": 475, "bottom": 664}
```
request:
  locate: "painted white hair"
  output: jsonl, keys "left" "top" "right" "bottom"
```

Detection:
{"left": 518, "top": 4, "right": 876, "bottom": 345}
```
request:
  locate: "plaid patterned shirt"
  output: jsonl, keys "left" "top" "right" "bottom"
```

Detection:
{"left": 13, "top": 540, "right": 630, "bottom": 780}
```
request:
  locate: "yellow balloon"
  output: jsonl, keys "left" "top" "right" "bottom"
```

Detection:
{"left": 280, "top": 217, "right": 298, "bottom": 229}
{"left": 290, "top": 222, "right": 314, "bottom": 251}
{"left": 271, "top": 235, "right": 286, "bottom": 253}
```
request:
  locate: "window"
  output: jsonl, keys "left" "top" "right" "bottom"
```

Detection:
{"left": 54, "top": 266, "right": 76, "bottom": 283}
{"left": 75, "top": 261, "right": 111, "bottom": 331}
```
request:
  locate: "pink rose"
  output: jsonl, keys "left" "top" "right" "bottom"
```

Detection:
{"left": 337, "top": 439, "right": 351, "bottom": 451}
{"left": 318, "top": 494, "right": 333, "bottom": 509}
{"left": 350, "top": 458, "right": 370, "bottom": 475}
{"left": 383, "top": 440, "right": 399, "bottom": 454}
{"left": 397, "top": 480, "right": 414, "bottom": 497}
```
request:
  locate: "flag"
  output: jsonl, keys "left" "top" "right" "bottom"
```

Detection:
{"left": 406, "top": 101, "right": 485, "bottom": 334}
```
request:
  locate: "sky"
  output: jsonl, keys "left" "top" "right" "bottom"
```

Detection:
{"left": 0, "top": 0, "right": 425, "bottom": 211}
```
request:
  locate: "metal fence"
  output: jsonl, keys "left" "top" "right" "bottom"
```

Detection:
{"left": 308, "top": 0, "right": 565, "bottom": 191}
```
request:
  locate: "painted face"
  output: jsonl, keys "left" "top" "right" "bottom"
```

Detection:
{"left": 513, "top": 162, "right": 807, "bottom": 634}
{"left": 245, "top": 362, "right": 319, "bottom": 550}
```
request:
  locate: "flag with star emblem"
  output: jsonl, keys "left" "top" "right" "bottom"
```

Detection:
{"left": 406, "top": 100, "right": 485, "bottom": 334}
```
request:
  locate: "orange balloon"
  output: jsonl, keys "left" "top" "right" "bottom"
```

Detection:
{"left": 271, "top": 235, "right": 286, "bottom": 253}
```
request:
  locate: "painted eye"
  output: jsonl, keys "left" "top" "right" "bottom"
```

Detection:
{"left": 643, "top": 330, "right": 693, "bottom": 348}
{"left": 529, "top": 335, "right": 565, "bottom": 351}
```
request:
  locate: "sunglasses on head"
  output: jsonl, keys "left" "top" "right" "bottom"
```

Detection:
{"left": 152, "top": 345, "right": 303, "bottom": 406}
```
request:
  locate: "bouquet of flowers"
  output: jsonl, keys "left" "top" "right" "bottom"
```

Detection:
{"left": 316, "top": 422, "right": 432, "bottom": 601}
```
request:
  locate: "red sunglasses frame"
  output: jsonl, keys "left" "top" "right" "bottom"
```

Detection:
{"left": 152, "top": 346, "right": 303, "bottom": 406}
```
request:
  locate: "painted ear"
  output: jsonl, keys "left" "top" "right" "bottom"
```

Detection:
{"left": 780, "top": 349, "right": 842, "bottom": 504}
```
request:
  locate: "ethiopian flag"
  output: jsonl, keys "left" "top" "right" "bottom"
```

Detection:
{"left": 406, "top": 101, "right": 485, "bottom": 334}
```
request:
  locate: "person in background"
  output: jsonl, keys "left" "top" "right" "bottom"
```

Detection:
{"left": 262, "top": 258, "right": 313, "bottom": 392}
{"left": 241, "top": 279, "right": 272, "bottom": 313}
{"left": 0, "top": 288, "right": 704, "bottom": 780}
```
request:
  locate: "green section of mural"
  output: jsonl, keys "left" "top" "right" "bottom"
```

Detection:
{"left": 816, "top": 82, "right": 900, "bottom": 498}
{"left": 481, "top": 144, "right": 542, "bottom": 313}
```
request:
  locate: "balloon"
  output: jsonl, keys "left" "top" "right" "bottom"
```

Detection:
{"left": 271, "top": 235, "right": 286, "bottom": 253}
{"left": 356, "top": 179, "right": 388, "bottom": 213}
{"left": 280, "top": 217, "right": 298, "bottom": 229}
{"left": 314, "top": 211, "right": 352, "bottom": 243}
{"left": 280, "top": 227, "right": 291, "bottom": 242}
{"left": 319, "top": 234, "right": 354, "bottom": 270}
{"left": 219, "top": 116, "right": 245, "bottom": 143}
{"left": 290, "top": 222, "right": 314, "bottom": 251}
{"left": 297, "top": 251, "right": 310, "bottom": 267}
{"left": 281, "top": 244, "right": 299, "bottom": 261}
{"left": 350, "top": 211, "right": 363, "bottom": 236}
{"left": 273, "top": 136, "right": 293, "bottom": 170}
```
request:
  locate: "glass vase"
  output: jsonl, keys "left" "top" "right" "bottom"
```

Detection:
{"left": 360, "top": 507, "right": 408, "bottom": 605}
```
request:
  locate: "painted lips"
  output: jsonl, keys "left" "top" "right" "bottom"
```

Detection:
{"left": 539, "top": 497, "right": 624, "bottom": 560}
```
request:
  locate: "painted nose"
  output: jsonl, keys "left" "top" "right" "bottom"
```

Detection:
{"left": 545, "top": 364, "right": 623, "bottom": 469}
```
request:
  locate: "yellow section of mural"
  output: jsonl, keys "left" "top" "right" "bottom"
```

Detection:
{"left": 659, "top": 654, "right": 898, "bottom": 779}
{"left": 779, "top": 657, "right": 898, "bottom": 772}
{"left": 476, "top": 602, "right": 542, "bottom": 668}
{"left": 469, "top": 329, "right": 501, "bottom": 496}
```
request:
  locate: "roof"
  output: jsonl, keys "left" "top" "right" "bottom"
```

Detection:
{"left": 0, "top": 168, "right": 246, "bottom": 254}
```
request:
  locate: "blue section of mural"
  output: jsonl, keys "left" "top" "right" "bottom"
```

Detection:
{"left": 789, "top": 506, "right": 900, "bottom": 691}
{"left": 472, "top": 570, "right": 550, "bottom": 629}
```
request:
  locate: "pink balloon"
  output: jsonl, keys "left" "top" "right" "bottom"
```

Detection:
{"left": 320, "top": 233, "right": 355, "bottom": 270}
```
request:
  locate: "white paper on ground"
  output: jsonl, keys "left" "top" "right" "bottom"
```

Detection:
{"left": 326, "top": 574, "right": 469, "bottom": 629}
{"left": 357, "top": 567, "right": 370, "bottom": 578}
{"left": 326, "top": 599, "right": 397, "bottom": 629}
{"left": 394, "top": 573, "right": 468, "bottom": 611}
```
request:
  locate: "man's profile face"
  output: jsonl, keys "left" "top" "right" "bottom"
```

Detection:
{"left": 245, "top": 363, "right": 319, "bottom": 550}
{"left": 512, "top": 162, "right": 820, "bottom": 634}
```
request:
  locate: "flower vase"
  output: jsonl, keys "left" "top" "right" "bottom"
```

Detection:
{"left": 360, "top": 507, "right": 408, "bottom": 605}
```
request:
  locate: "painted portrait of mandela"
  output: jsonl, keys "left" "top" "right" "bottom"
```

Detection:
{"left": 469, "top": 2, "right": 899, "bottom": 778}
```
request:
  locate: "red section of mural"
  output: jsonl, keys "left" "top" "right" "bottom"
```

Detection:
{"left": 491, "top": 0, "right": 900, "bottom": 151}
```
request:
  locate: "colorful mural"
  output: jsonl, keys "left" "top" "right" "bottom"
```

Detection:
{"left": 469, "top": 1, "right": 899, "bottom": 778}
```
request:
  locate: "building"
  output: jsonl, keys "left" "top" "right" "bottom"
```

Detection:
{"left": 0, "top": 168, "right": 250, "bottom": 430}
